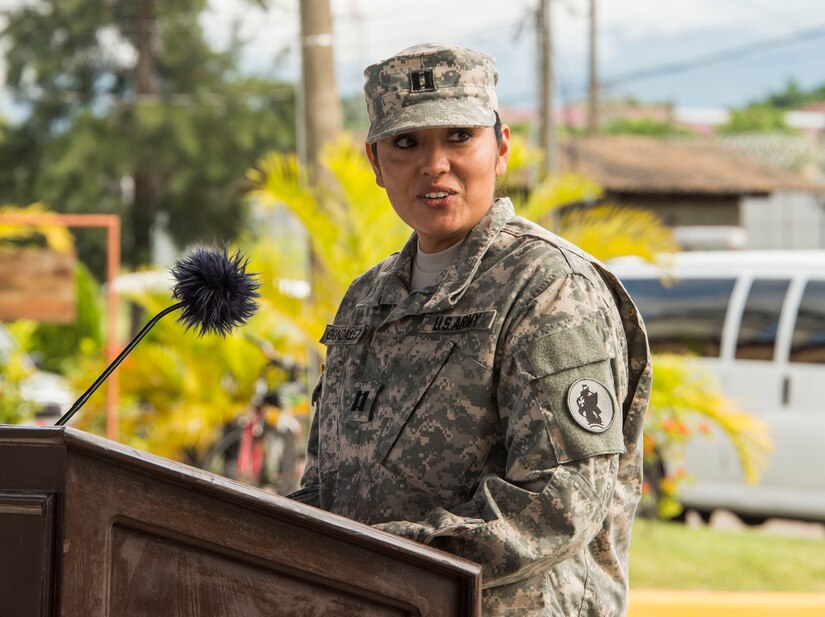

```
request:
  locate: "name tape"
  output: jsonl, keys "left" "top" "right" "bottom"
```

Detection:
{"left": 320, "top": 325, "right": 367, "bottom": 345}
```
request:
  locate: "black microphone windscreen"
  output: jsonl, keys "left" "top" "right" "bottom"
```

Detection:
{"left": 170, "top": 245, "right": 261, "bottom": 337}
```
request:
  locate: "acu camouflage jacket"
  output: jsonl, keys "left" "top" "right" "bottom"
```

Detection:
{"left": 290, "top": 198, "right": 651, "bottom": 616}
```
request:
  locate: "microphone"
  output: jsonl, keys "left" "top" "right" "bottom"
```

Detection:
{"left": 55, "top": 245, "right": 261, "bottom": 427}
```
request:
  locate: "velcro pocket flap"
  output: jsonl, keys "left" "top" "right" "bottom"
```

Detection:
{"left": 517, "top": 319, "right": 612, "bottom": 379}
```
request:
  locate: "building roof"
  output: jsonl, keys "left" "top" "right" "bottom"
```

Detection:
{"left": 800, "top": 101, "right": 825, "bottom": 114}
{"left": 558, "top": 136, "right": 825, "bottom": 196}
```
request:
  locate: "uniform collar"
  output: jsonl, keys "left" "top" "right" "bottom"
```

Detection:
{"left": 359, "top": 197, "right": 515, "bottom": 312}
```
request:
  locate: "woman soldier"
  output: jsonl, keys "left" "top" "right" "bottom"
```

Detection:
{"left": 289, "top": 43, "right": 651, "bottom": 617}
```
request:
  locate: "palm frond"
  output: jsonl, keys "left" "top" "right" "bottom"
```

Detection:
{"left": 556, "top": 204, "right": 679, "bottom": 262}
{"left": 649, "top": 353, "right": 772, "bottom": 485}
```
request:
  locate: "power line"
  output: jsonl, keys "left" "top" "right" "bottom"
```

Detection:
{"left": 602, "top": 21, "right": 825, "bottom": 88}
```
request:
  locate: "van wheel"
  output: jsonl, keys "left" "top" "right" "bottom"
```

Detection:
{"left": 737, "top": 513, "right": 767, "bottom": 527}
{"left": 679, "top": 508, "right": 712, "bottom": 525}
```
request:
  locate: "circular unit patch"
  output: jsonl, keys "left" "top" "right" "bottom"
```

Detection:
{"left": 566, "top": 378, "right": 616, "bottom": 434}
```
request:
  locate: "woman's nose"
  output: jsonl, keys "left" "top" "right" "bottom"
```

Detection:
{"left": 420, "top": 144, "right": 450, "bottom": 176}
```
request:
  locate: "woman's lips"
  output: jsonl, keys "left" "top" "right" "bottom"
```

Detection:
{"left": 418, "top": 189, "right": 456, "bottom": 207}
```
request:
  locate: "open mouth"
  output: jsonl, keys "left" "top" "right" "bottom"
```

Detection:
{"left": 421, "top": 191, "right": 452, "bottom": 199}
{"left": 418, "top": 188, "right": 457, "bottom": 205}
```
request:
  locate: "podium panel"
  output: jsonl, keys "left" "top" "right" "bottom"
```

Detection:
{"left": 0, "top": 426, "right": 481, "bottom": 617}
{"left": 0, "top": 491, "right": 56, "bottom": 616}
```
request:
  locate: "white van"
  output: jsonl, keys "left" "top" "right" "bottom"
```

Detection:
{"left": 610, "top": 251, "right": 825, "bottom": 523}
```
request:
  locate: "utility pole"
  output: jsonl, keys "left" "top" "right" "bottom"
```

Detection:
{"left": 587, "top": 0, "right": 599, "bottom": 137}
{"left": 298, "top": 0, "right": 342, "bottom": 392}
{"left": 132, "top": 0, "right": 159, "bottom": 334}
{"left": 537, "top": 0, "right": 556, "bottom": 176}
{"left": 299, "top": 0, "right": 342, "bottom": 185}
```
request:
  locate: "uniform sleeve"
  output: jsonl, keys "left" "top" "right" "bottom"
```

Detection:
{"left": 373, "top": 273, "right": 629, "bottom": 589}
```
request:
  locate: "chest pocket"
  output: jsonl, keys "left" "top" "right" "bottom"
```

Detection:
{"left": 317, "top": 325, "right": 372, "bottom": 476}
{"left": 378, "top": 337, "right": 498, "bottom": 504}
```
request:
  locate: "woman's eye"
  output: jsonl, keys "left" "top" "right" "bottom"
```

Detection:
{"left": 394, "top": 136, "right": 416, "bottom": 148}
{"left": 448, "top": 129, "right": 472, "bottom": 142}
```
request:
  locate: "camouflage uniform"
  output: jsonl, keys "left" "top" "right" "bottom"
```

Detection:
{"left": 291, "top": 197, "right": 651, "bottom": 616}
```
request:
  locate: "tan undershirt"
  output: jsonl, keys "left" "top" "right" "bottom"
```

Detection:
{"left": 410, "top": 239, "right": 463, "bottom": 291}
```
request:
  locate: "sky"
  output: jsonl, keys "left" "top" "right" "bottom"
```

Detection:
{"left": 200, "top": 0, "right": 825, "bottom": 109}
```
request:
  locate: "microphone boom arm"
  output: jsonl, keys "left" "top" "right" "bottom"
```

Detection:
{"left": 55, "top": 301, "right": 186, "bottom": 427}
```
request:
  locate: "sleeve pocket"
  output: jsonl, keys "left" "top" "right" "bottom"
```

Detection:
{"left": 518, "top": 319, "right": 625, "bottom": 464}
{"left": 518, "top": 319, "right": 613, "bottom": 379}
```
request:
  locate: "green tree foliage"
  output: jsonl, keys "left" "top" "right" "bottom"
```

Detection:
{"left": 0, "top": 0, "right": 295, "bottom": 276}
{"left": 755, "top": 78, "right": 825, "bottom": 110}
{"left": 718, "top": 105, "right": 794, "bottom": 135}
{"left": 603, "top": 117, "right": 693, "bottom": 139}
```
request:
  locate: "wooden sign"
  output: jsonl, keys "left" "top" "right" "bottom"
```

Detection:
{"left": 0, "top": 247, "right": 75, "bottom": 323}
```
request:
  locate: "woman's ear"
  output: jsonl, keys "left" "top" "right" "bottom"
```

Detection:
{"left": 495, "top": 124, "right": 511, "bottom": 178}
{"left": 365, "top": 141, "right": 386, "bottom": 188}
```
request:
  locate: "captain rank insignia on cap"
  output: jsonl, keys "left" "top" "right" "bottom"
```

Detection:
{"left": 410, "top": 69, "right": 436, "bottom": 92}
{"left": 566, "top": 378, "right": 616, "bottom": 434}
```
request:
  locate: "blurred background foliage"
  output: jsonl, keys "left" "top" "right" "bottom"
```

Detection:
{"left": 0, "top": 322, "right": 37, "bottom": 425}
{"left": 0, "top": 0, "right": 296, "bottom": 279}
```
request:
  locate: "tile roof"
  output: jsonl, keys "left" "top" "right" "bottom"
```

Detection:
{"left": 558, "top": 136, "right": 825, "bottom": 196}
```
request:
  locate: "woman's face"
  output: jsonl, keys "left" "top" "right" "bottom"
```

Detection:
{"left": 366, "top": 123, "right": 510, "bottom": 253}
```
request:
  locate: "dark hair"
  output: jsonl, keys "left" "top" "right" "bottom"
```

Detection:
{"left": 370, "top": 112, "right": 503, "bottom": 160}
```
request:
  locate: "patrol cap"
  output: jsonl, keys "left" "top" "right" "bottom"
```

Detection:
{"left": 363, "top": 43, "right": 499, "bottom": 144}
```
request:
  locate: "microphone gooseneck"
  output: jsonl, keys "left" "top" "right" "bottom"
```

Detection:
{"left": 54, "top": 302, "right": 184, "bottom": 426}
{"left": 55, "top": 245, "right": 261, "bottom": 427}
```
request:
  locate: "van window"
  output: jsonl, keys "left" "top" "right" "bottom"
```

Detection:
{"left": 622, "top": 278, "right": 736, "bottom": 357}
{"left": 790, "top": 280, "right": 825, "bottom": 364}
{"left": 735, "top": 278, "right": 790, "bottom": 361}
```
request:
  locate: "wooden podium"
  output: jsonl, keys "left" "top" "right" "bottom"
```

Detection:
{"left": 0, "top": 426, "right": 481, "bottom": 616}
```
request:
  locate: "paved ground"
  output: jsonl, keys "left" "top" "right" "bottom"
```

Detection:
{"left": 630, "top": 590, "right": 825, "bottom": 617}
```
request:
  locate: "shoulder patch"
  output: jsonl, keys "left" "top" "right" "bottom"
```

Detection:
{"left": 566, "top": 378, "right": 616, "bottom": 433}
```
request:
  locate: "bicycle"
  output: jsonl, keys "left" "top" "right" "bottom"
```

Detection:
{"left": 201, "top": 341, "right": 307, "bottom": 495}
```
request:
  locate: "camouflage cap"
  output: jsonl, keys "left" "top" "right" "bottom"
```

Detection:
{"left": 363, "top": 43, "right": 499, "bottom": 144}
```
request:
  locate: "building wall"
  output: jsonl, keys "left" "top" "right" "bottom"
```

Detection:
{"left": 609, "top": 194, "right": 741, "bottom": 228}
{"left": 742, "top": 190, "right": 825, "bottom": 249}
